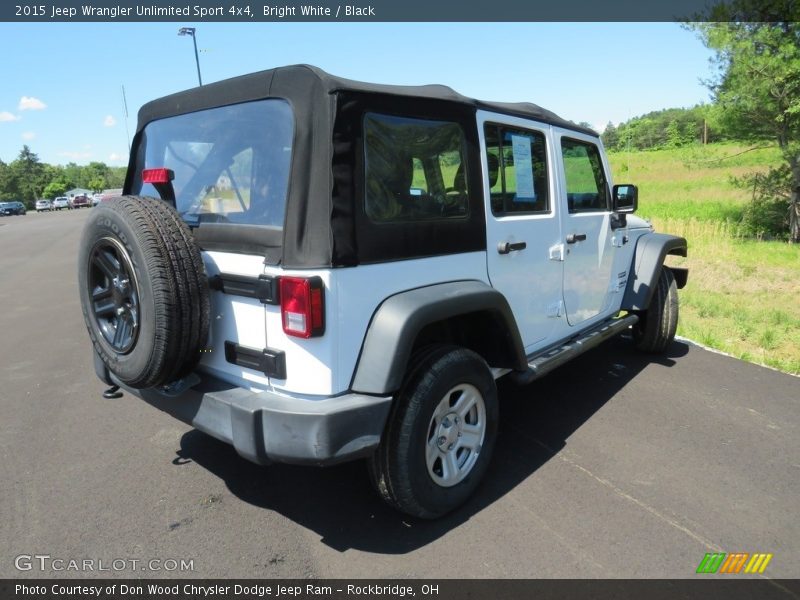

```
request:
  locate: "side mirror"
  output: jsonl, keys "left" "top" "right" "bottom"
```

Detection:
{"left": 612, "top": 184, "right": 638, "bottom": 213}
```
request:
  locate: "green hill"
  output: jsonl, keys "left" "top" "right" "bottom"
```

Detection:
{"left": 609, "top": 143, "right": 798, "bottom": 375}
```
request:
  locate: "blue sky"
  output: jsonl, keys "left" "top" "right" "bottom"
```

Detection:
{"left": 0, "top": 22, "right": 714, "bottom": 166}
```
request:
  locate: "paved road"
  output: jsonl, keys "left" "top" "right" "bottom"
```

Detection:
{"left": 1, "top": 209, "right": 798, "bottom": 581}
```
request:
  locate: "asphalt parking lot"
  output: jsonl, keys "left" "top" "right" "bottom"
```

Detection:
{"left": 1, "top": 208, "right": 798, "bottom": 580}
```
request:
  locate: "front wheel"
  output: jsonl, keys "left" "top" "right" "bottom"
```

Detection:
{"left": 633, "top": 267, "right": 679, "bottom": 353}
{"left": 368, "top": 346, "right": 498, "bottom": 519}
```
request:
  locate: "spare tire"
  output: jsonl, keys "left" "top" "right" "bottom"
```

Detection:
{"left": 78, "top": 196, "right": 210, "bottom": 389}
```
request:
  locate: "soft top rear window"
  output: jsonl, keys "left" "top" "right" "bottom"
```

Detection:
{"left": 132, "top": 99, "right": 293, "bottom": 231}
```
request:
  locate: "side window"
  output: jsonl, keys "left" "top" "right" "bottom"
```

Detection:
{"left": 364, "top": 113, "right": 469, "bottom": 223}
{"left": 561, "top": 138, "right": 609, "bottom": 212}
{"left": 484, "top": 124, "right": 549, "bottom": 216}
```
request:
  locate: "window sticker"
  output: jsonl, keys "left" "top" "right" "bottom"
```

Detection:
{"left": 511, "top": 134, "right": 536, "bottom": 201}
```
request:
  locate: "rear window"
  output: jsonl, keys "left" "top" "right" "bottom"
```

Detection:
{"left": 132, "top": 99, "right": 293, "bottom": 229}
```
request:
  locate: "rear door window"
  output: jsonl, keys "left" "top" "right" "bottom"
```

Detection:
{"left": 484, "top": 123, "right": 550, "bottom": 215}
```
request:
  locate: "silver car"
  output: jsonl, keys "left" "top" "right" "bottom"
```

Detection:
{"left": 53, "top": 197, "right": 71, "bottom": 210}
{"left": 35, "top": 199, "right": 52, "bottom": 212}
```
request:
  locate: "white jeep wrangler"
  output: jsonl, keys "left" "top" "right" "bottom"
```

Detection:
{"left": 79, "top": 65, "right": 687, "bottom": 519}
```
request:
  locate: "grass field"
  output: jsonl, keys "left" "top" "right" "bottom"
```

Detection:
{"left": 608, "top": 143, "right": 799, "bottom": 375}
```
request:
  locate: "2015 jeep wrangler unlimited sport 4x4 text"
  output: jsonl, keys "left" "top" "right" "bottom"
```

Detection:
{"left": 80, "top": 65, "right": 687, "bottom": 518}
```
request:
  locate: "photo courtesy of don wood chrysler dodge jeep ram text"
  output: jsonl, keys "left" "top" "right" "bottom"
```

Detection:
{"left": 79, "top": 65, "right": 687, "bottom": 518}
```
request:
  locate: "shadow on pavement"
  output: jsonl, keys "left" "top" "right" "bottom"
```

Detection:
{"left": 175, "top": 337, "right": 689, "bottom": 554}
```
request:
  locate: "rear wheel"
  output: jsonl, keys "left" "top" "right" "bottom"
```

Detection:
{"left": 633, "top": 267, "right": 678, "bottom": 353}
{"left": 368, "top": 346, "right": 498, "bottom": 519}
{"left": 78, "top": 196, "right": 210, "bottom": 389}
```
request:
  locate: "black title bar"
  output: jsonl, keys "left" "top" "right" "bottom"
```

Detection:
{"left": 0, "top": 0, "right": 781, "bottom": 23}
{"left": 3, "top": 579, "right": 800, "bottom": 600}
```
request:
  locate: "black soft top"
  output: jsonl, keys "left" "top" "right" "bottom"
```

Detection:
{"left": 129, "top": 65, "right": 596, "bottom": 267}
{"left": 136, "top": 64, "right": 595, "bottom": 137}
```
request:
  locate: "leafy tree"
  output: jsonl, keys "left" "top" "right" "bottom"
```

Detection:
{"left": 85, "top": 161, "right": 110, "bottom": 185}
{"left": 10, "top": 145, "right": 47, "bottom": 205}
{"left": 682, "top": 120, "right": 700, "bottom": 146}
{"left": 106, "top": 167, "right": 127, "bottom": 189}
{"left": 88, "top": 177, "right": 106, "bottom": 193}
{"left": 42, "top": 164, "right": 65, "bottom": 188}
{"left": 689, "top": 1, "right": 800, "bottom": 241}
{"left": 0, "top": 160, "right": 20, "bottom": 201}
{"left": 666, "top": 120, "right": 683, "bottom": 148}
{"left": 43, "top": 180, "right": 68, "bottom": 199}
{"left": 737, "top": 166, "right": 794, "bottom": 238}
{"left": 63, "top": 162, "right": 85, "bottom": 189}
{"left": 601, "top": 122, "right": 620, "bottom": 150}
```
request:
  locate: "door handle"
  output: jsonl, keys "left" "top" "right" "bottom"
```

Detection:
{"left": 497, "top": 241, "right": 527, "bottom": 254}
{"left": 566, "top": 233, "right": 587, "bottom": 244}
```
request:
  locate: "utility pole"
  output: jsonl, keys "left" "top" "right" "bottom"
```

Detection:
{"left": 178, "top": 27, "right": 203, "bottom": 86}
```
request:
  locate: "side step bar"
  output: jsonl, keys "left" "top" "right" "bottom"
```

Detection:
{"left": 510, "top": 314, "right": 639, "bottom": 385}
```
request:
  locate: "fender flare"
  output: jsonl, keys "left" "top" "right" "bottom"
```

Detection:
{"left": 622, "top": 233, "right": 688, "bottom": 311}
{"left": 350, "top": 280, "right": 527, "bottom": 395}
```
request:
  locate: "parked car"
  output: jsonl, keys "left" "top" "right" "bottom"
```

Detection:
{"left": 36, "top": 199, "right": 53, "bottom": 212}
{"left": 79, "top": 65, "right": 688, "bottom": 519}
{"left": 53, "top": 197, "right": 71, "bottom": 210}
{"left": 0, "top": 201, "right": 27, "bottom": 216}
{"left": 71, "top": 195, "right": 91, "bottom": 209}
{"left": 92, "top": 193, "right": 103, "bottom": 206}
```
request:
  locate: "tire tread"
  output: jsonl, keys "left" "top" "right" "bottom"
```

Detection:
{"left": 634, "top": 267, "right": 678, "bottom": 354}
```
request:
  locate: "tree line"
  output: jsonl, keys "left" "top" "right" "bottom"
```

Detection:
{"left": 0, "top": 145, "right": 127, "bottom": 206}
{"left": 601, "top": 106, "right": 723, "bottom": 152}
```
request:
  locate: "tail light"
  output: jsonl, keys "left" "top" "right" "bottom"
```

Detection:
{"left": 142, "top": 168, "right": 174, "bottom": 184}
{"left": 142, "top": 167, "right": 176, "bottom": 207}
{"left": 279, "top": 276, "right": 325, "bottom": 338}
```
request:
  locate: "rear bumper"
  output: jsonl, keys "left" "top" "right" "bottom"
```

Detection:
{"left": 104, "top": 368, "right": 393, "bottom": 466}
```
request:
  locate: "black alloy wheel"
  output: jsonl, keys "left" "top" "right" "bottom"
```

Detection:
{"left": 87, "top": 237, "right": 140, "bottom": 354}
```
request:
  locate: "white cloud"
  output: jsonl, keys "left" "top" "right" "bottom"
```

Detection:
{"left": 21, "top": 132, "right": 36, "bottom": 141}
{"left": 19, "top": 96, "right": 47, "bottom": 111}
{"left": 104, "top": 115, "right": 117, "bottom": 127}
{"left": 0, "top": 111, "right": 20, "bottom": 122}
{"left": 108, "top": 152, "right": 125, "bottom": 162}
{"left": 60, "top": 150, "right": 92, "bottom": 160}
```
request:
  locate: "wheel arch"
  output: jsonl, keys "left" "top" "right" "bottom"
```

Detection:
{"left": 622, "top": 233, "right": 688, "bottom": 311}
{"left": 350, "top": 280, "right": 527, "bottom": 395}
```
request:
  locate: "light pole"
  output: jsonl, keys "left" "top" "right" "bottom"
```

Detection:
{"left": 178, "top": 27, "right": 202, "bottom": 86}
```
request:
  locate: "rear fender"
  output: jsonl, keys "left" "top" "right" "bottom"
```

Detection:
{"left": 351, "top": 281, "right": 526, "bottom": 395}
